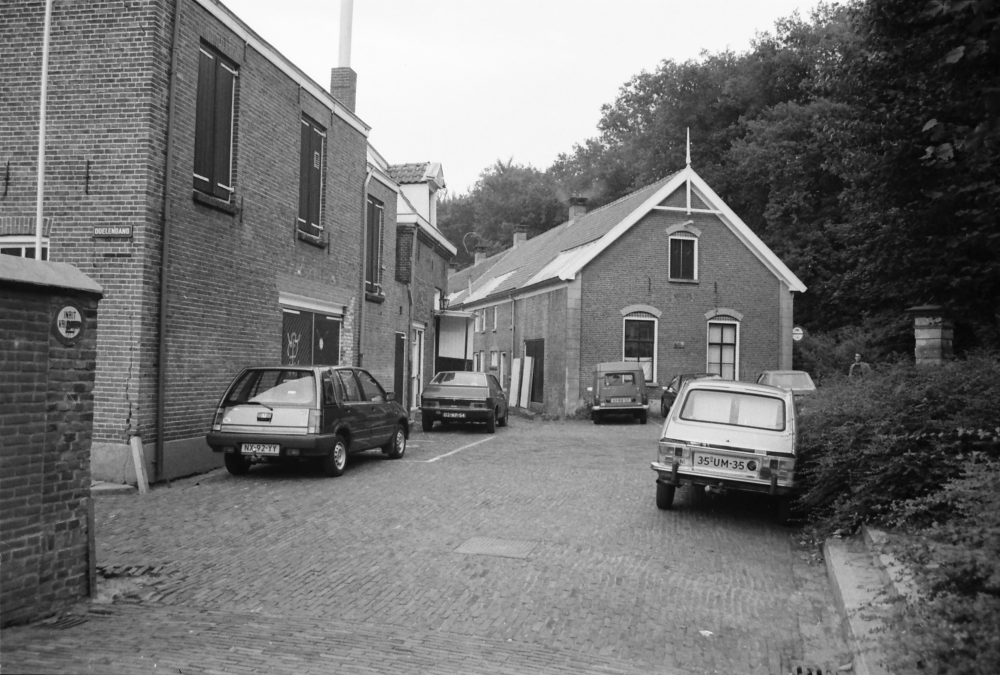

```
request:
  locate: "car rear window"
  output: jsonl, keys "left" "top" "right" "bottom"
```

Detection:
{"left": 772, "top": 373, "right": 815, "bottom": 390}
{"left": 679, "top": 389, "right": 786, "bottom": 431}
{"left": 431, "top": 372, "right": 488, "bottom": 386}
{"left": 225, "top": 370, "right": 316, "bottom": 406}
{"left": 604, "top": 372, "right": 635, "bottom": 386}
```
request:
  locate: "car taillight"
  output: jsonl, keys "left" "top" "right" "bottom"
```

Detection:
{"left": 641, "top": 394, "right": 648, "bottom": 405}
{"left": 759, "top": 457, "right": 795, "bottom": 481}
{"left": 658, "top": 441, "right": 688, "bottom": 465}
{"left": 308, "top": 409, "right": 321, "bottom": 434}
{"left": 212, "top": 407, "right": 226, "bottom": 431}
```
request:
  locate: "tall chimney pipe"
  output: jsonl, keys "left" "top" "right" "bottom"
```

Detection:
{"left": 338, "top": 0, "right": 353, "bottom": 68}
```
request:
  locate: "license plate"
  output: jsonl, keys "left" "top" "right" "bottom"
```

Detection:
{"left": 610, "top": 397, "right": 632, "bottom": 403}
{"left": 443, "top": 412, "right": 465, "bottom": 418}
{"left": 693, "top": 453, "right": 752, "bottom": 473}
{"left": 242, "top": 443, "right": 280, "bottom": 455}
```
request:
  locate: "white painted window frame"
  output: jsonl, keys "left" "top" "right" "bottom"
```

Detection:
{"left": 706, "top": 319, "right": 741, "bottom": 381}
{"left": 621, "top": 314, "right": 658, "bottom": 383}
{"left": 668, "top": 234, "right": 698, "bottom": 281}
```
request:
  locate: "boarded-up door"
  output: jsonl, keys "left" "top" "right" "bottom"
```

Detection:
{"left": 524, "top": 339, "right": 544, "bottom": 404}
{"left": 394, "top": 332, "right": 406, "bottom": 406}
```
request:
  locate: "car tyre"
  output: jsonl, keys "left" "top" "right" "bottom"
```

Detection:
{"left": 639, "top": 411, "right": 648, "bottom": 425}
{"left": 224, "top": 453, "right": 251, "bottom": 476}
{"left": 497, "top": 407, "right": 508, "bottom": 427}
{"left": 592, "top": 411, "right": 602, "bottom": 425}
{"left": 486, "top": 410, "right": 496, "bottom": 434}
{"left": 384, "top": 424, "right": 406, "bottom": 459}
{"left": 323, "top": 435, "right": 348, "bottom": 477}
{"left": 656, "top": 482, "right": 675, "bottom": 510}
{"left": 775, "top": 496, "right": 793, "bottom": 525}
{"left": 661, "top": 400, "right": 669, "bottom": 417}
{"left": 422, "top": 416, "right": 434, "bottom": 432}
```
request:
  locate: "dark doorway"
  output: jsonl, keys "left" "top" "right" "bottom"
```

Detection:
{"left": 524, "top": 339, "right": 544, "bottom": 404}
{"left": 314, "top": 315, "right": 341, "bottom": 366}
{"left": 394, "top": 332, "right": 406, "bottom": 406}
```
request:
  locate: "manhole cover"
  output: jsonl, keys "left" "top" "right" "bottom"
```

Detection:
{"left": 454, "top": 537, "right": 537, "bottom": 559}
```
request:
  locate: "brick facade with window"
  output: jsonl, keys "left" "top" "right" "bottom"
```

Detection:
{"left": 0, "top": 0, "right": 386, "bottom": 482}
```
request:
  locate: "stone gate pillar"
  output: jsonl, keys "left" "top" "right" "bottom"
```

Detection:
{"left": 906, "top": 305, "right": 953, "bottom": 366}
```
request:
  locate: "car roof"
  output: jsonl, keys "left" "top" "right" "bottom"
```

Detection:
{"left": 759, "top": 370, "right": 811, "bottom": 376}
{"left": 595, "top": 361, "right": 644, "bottom": 372}
{"left": 685, "top": 379, "right": 794, "bottom": 399}
{"left": 240, "top": 365, "right": 355, "bottom": 372}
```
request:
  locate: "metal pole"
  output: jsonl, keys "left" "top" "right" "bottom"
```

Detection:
{"left": 35, "top": 0, "right": 54, "bottom": 260}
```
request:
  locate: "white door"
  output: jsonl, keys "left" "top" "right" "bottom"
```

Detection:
{"left": 410, "top": 327, "right": 425, "bottom": 409}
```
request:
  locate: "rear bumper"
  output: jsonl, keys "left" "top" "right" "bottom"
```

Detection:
{"left": 421, "top": 407, "right": 492, "bottom": 423}
{"left": 593, "top": 403, "right": 648, "bottom": 412}
{"left": 206, "top": 431, "right": 335, "bottom": 457}
{"left": 651, "top": 461, "right": 799, "bottom": 496}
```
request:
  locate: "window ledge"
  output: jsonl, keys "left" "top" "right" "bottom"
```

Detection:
{"left": 668, "top": 278, "right": 699, "bottom": 285}
{"left": 192, "top": 190, "right": 238, "bottom": 215}
{"left": 297, "top": 229, "right": 327, "bottom": 249}
{"left": 365, "top": 291, "right": 385, "bottom": 304}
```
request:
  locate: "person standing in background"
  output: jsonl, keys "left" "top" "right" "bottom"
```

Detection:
{"left": 849, "top": 353, "right": 872, "bottom": 378}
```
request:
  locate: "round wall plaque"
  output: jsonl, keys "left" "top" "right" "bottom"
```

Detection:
{"left": 52, "top": 303, "right": 85, "bottom": 345}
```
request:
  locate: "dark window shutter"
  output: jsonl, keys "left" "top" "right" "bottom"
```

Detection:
{"left": 212, "top": 62, "right": 235, "bottom": 199}
{"left": 297, "top": 120, "right": 311, "bottom": 231}
{"left": 669, "top": 239, "right": 682, "bottom": 278}
{"left": 680, "top": 240, "right": 694, "bottom": 279}
{"left": 307, "top": 126, "right": 323, "bottom": 232}
{"left": 193, "top": 49, "right": 216, "bottom": 194}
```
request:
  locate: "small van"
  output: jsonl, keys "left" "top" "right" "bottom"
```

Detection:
{"left": 589, "top": 361, "right": 649, "bottom": 425}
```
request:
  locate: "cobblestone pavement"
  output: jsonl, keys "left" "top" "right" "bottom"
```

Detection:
{"left": 2, "top": 417, "right": 848, "bottom": 674}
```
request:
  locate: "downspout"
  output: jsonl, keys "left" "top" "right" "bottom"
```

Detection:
{"left": 357, "top": 168, "right": 373, "bottom": 366}
{"left": 406, "top": 225, "right": 416, "bottom": 408}
{"left": 155, "top": 0, "right": 183, "bottom": 482}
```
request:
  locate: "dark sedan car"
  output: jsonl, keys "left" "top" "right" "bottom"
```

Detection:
{"left": 659, "top": 372, "right": 722, "bottom": 417}
{"left": 206, "top": 366, "right": 409, "bottom": 477}
{"left": 420, "top": 371, "right": 508, "bottom": 433}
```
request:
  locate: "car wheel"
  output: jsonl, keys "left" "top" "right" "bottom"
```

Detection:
{"left": 775, "top": 496, "right": 793, "bottom": 525}
{"left": 384, "top": 424, "right": 406, "bottom": 459}
{"left": 486, "top": 410, "right": 497, "bottom": 433}
{"left": 661, "top": 400, "right": 668, "bottom": 417}
{"left": 224, "top": 453, "right": 251, "bottom": 476}
{"left": 656, "top": 482, "right": 675, "bottom": 510}
{"left": 639, "top": 411, "right": 648, "bottom": 425}
{"left": 323, "top": 436, "right": 348, "bottom": 477}
{"left": 497, "top": 406, "right": 508, "bottom": 427}
{"left": 422, "top": 416, "right": 434, "bottom": 432}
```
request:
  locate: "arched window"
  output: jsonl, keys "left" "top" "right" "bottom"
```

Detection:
{"left": 706, "top": 316, "right": 740, "bottom": 380}
{"left": 622, "top": 311, "right": 658, "bottom": 383}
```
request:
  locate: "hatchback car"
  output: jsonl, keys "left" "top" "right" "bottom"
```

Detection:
{"left": 420, "top": 371, "right": 508, "bottom": 433}
{"left": 659, "top": 372, "right": 722, "bottom": 417}
{"left": 589, "top": 362, "right": 649, "bottom": 424}
{"left": 206, "top": 366, "right": 409, "bottom": 477}
{"left": 756, "top": 370, "right": 816, "bottom": 398}
{"left": 651, "top": 379, "right": 799, "bottom": 523}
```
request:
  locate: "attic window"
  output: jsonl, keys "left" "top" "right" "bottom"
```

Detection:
{"left": 669, "top": 234, "right": 697, "bottom": 281}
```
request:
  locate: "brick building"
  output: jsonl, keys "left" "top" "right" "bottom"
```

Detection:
{"left": 444, "top": 164, "right": 807, "bottom": 418}
{"left": 0, "top": 258, "right": 103, "bottom": 627}
{"left": 1, "top": 0, "right": 454, "bottom": 483}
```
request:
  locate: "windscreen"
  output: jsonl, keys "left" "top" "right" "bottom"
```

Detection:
{"left": 772, "top": 373, "right": 815, "bottom": 390}
{"left": 680, "top": 389, "right": 785, "bottom": 431}
{"left": 604, "top": 372, "right": 635, "bottom": 386}
{"left": 225, "top": 370, "right": 316, "bottom": 406}
{"left": 431, "top": 372, "right": 488, "bottom": 386}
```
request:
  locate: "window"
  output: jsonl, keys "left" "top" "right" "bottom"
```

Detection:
{"left": 492, "top": 306, "right": 497, "bottom": 330}
{"left": 479, "top": 351, "right": 486, "bottom": 372}
{"left": 473, "top": 352, "right": 481, "bottom": 372}
{"left": 281, "top": 309, "right": 341, "bottom": 366}
{"left": 681, "top": 389, "right": 784, "bottom": 431}
{"left": 356, "top": 370, "right": 386, "bottom": 402}
{"left": 669, "top": 235, "right": 697, "bottom": 281}
{"left": 432, "top": 372, "right": 487, "bottom": 386}
{"left": 500, "top": 352, "right": 507, "bottom": 385}
{"left": 298, "top": 116, "right": 325, "bottom": 239}
{"left": 365, "top": 196, "right": 384, "bottom": 295}
{"left": 1, "top": 237, "right": 48, "bottom": 260}
{"left": 194, "top": 44, "right": 237, "bottom": 201}
{"left": 707, "top": 320, "right": 739, "bottom": 380}
{"left": 433, "top": 289, "right": 442, "bottom": 311}
{"left": 623, "top": 315, "right": 656, "bottom": 382}
{"left": 335, "top": 370, "right": 363, "bottom": 402}
{"left": 490, "top": 351, "right": 498, "bottom": 370}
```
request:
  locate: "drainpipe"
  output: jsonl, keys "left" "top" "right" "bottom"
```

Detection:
{"left": 357, "top": 168, "right": 373, "bottom": 366}
{"left": 406, "top": 224, "right": 417, "bottom": 408}
{"left": 155, "top": 0, "right": 183, "bottom": 482}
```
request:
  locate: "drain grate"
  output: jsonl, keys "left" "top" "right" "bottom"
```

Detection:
{"left": 454, "top": 537, "right": 537, "bottom": 559}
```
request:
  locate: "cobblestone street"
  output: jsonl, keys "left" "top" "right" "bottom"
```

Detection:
{"left": 2, "top": 417, "right": 848, "bottom": 674}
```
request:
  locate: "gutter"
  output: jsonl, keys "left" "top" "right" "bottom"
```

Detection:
{"left": 155, "top": 0, "right": 183, "bottom": 482}
{"left": 356, "top": 168, "right": 373, "bottom": 366}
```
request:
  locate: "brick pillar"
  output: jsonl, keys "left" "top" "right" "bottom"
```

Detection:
{"left": 906, "top": 305, "right": 953, "bottom": 366}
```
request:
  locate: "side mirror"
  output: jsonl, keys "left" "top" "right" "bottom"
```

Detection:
{"left": 385, "top": 391, "right": 395, "bottom": 402}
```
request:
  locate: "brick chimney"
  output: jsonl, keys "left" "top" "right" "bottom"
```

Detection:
{"left": 569, "top": 196, "right": 588, "bottom": 220}
{"left": 512, "top": 226, "right": 529, "bottom": 248}
{"left": 474, "top": 245, "right": 488, "bottom": 265}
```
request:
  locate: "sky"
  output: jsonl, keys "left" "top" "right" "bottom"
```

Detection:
{"left": 223, "top": 0, "right": 826, "bottom": 195}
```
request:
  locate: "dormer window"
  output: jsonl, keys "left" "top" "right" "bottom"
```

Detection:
{"left": 666, "top": 223, "right": 701, "bottom": 282}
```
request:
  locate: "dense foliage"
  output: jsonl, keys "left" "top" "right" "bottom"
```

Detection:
{"left": 796, "top": 355, "right": 1000, "bottom": 672}
{"left": 442, "top": 0, "right": 1000, "bottom": 349}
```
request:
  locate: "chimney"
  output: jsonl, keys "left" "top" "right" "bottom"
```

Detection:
{"left": 331, "top": 0, "right": 357, "bottom": 112}
{"left": 512, "top": 225, "right": 529, "bottom": 248}
{"left": 569, "top": 196, "right": 588, "bottom": 220}
{"left": 474, "top": 245, "right": 488, "bottom": 265}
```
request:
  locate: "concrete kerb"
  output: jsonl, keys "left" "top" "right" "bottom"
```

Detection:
{"left": 824, "top": 526, "right": 917, "bottom": 675}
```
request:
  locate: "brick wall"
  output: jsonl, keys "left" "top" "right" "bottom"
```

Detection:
{"left": 0, "top": 282, "right": 101, "bottom": 628}
{"left": 579, "top": 199, "right": 783, "bottom": 403}
{"left": 411, "top": 235, "right": 451, "bottom": 395}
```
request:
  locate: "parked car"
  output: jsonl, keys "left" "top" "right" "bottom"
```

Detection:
{"left": 651, "top": 379, "right": 799, "bottom": 523}
{"left": 589, "top": 361, "right": 649, "bottom": 425}
{"left": 659, "top": 372, "right": 722, "bottom": 417}
{"left": 420, "top": 371, "right": 508, "bottom": 433}
{"left": 206, "top": 366, "right": 409, "bottom": 477}
{"left": 756, "top": 370, "right": 816, "bottom": 398}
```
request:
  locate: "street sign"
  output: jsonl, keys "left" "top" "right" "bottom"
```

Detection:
{"left": 792, "top": 326, "right": 804, "bottom": 342}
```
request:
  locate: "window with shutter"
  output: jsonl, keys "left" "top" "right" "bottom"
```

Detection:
{"left": 193, "top": 44, "right": 238, "bottom": 201}
{"left": 365, "top": 196, "right": 384, "bottom": 295}
{"left": 297, "top": 116, "right": 325, "bottom": 238}
{"left": 668, "top": 236, "right": 697, "bottom": 280}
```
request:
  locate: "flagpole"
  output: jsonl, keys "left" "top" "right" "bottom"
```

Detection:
{"left": 35, "top": 0, "right": 54, "bottom": 260}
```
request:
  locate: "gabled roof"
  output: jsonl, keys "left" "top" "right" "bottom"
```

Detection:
{"left": 447, "top": 166, "right": 806, "bottom": 308}
{"left": 387, "top": 162, "right": 446, "bottom": 190}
